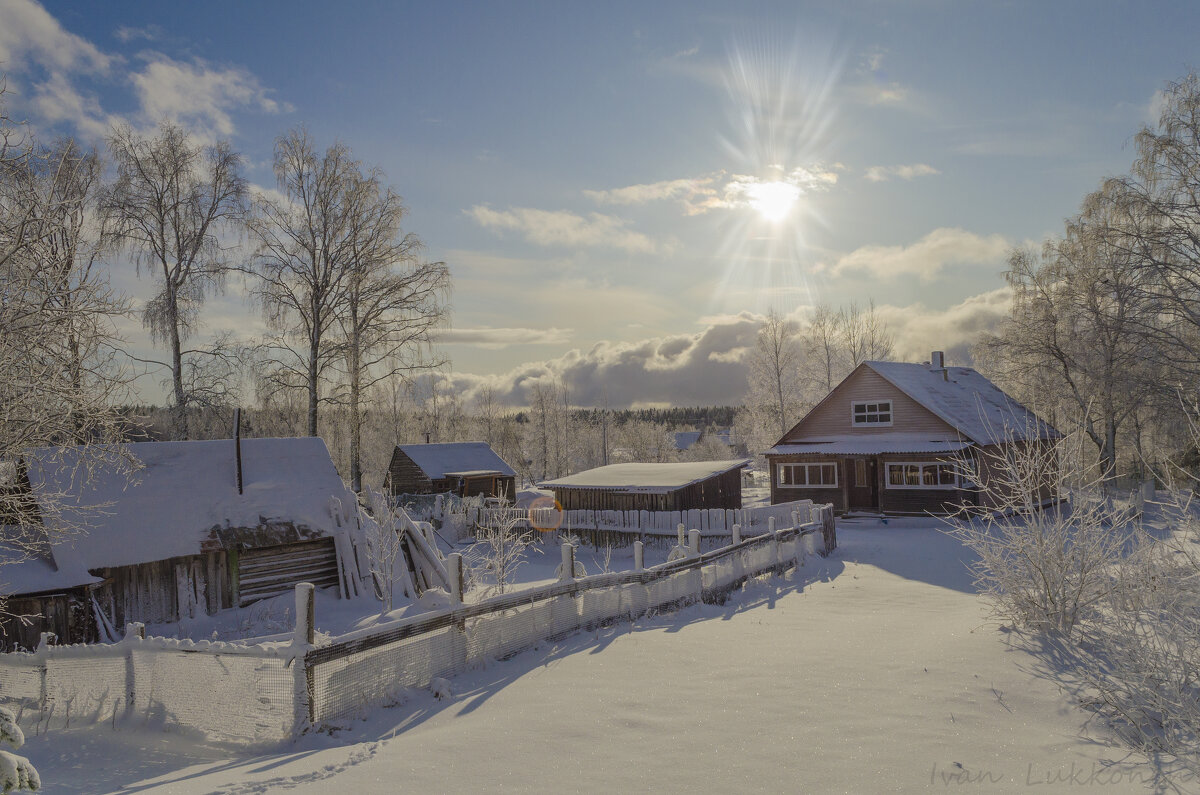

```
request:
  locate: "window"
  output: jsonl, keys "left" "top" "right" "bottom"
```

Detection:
{"left": 778, "top": 462, "right": 838, "bottom": 488}
{"left": 886, "top": 462, "right": 958, "bottom": 489}
{"left": 851, "top": 400, "right": 893, "bottom": 426}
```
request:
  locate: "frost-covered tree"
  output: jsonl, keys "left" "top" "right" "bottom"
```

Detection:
{"left": 104, "top": 122, "right": 246, "bottom": 439}
{"left": 745, "top": 309, "right": 804, "bottom": 443}
{"left": 0, "top": 706, "right": 38, "bottom": 793}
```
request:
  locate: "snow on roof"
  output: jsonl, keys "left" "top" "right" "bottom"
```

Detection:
{"left": 864, "top": 361, "right": 1060, "bottom": 446}
{"left": 673, "top": 431, "right": 702, "bottom": 451}
{"left": 398, "top": 442, "right": 516, "bottom": 480}
{"left": 767, "top": 437, "right": 972, "bottom": 456}
{"left": 540, "top": 459, "right": 749, "bottom": 493}
{"left": 0, "top": 542, "right": 100, "bottom": 593}
{"left": 16, "top": 437, "right": 354, "bottom": 579}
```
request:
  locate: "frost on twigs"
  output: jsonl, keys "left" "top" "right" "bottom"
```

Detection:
{"left": 0, "top": 707, "right": 36, "bottom": 793}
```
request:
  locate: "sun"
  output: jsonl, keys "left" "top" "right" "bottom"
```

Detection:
{"left": 746, "top": 180, "right": 801, "bottom": 223}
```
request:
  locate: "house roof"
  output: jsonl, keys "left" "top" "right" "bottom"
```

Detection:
{"left": 397, "top": 442, "right": 516, "bottom": 480}
{"left": 7, "top": 437, "right": 354, "bottom": 590}
{"left": 862, "top": 361, "right": 1059, "bottom": 445}
{"left": 767, "top": 436, "right": 972, "bottom": 456}
{"left": 540, "top": 459, "right": 749, "bottom": 493}
{"left": 673, "top": 431, "right": 702, "bottom": 451}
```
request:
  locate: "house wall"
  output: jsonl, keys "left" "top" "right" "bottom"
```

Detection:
{"left": 387, "top": 448, "right": 435, "bottom": 495}
{"left": 780, "top": 367, "right": 958, "bottom": 442}
{"left": 877, "top": 453, "right": 975, "bottom": 515}
{"left": 90, "top": 550, "right": 234, "bottom": 631}
{"left": 972, "top": 441, "right": 1059, "bottom": 510}
{"left": 1, "top": 592, "right": 93, "bottom": 652}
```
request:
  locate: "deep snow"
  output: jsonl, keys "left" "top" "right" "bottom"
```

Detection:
{"left": 20, "top": 518, "right": 1188, "bottom": 793}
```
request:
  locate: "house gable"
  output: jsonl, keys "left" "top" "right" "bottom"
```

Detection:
{"left": 779, "top": 365, "right": 961, "bottom": 443}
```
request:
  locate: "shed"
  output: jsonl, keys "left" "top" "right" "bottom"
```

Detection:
{"left": 765, "top": 352, "right": 1061, "bottom": 515}
{"left": 540, "top": 459, "right": 749, "bottom": 512}
{"left": 1, "top": 437, "right": 362, "bottom": 650}
{"left": 386, "top": 442, "right": 516, "bottom": 501}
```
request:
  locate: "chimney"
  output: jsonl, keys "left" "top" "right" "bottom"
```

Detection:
{"left": 234, "top": 407, "right": 243, "bottom": 495}
{"left": 930, "top": 351, "right": 949, "bottom": 381}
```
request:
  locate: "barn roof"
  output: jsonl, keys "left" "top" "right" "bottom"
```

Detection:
{"left": 397, "top": 442, "right": 516, "bottom": 480}
{"left": 7, "top": 437, "right": 354, "bottom": 590}
{"left": 540, "top": 459, "right": 749, "bottom": 493}
{"left": 862, "top": 361, "right": 1059, "bottom": 446}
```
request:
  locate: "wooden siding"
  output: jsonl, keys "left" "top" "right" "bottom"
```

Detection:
{"left": 387, "top": 448, "right": 434, "bottom": 495}
{"left": 90, "top": 550, "right": 235, "bottom": 631}
{"left": 1, "top": 593, "right": 93, "bottom": 652}
{"left": 238, "top": 538, "right": 339, "bottom": 606}
{"left": 552, "top": 468, "right": 742, "bottom": 513}
{"left": 781, "top": 366, "right": 958, "bottom": 442}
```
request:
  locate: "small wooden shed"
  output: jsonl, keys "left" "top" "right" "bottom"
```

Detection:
{"left": 540, "top": 460, "right": 749, "bottom": 512}
{"left": 1, "top": 437, "right": 362, "bottom": 650}
{"left": 386, "top": 442, "right": 516, "bottom": 501}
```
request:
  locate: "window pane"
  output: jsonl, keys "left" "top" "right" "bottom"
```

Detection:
{"left": 795, "top": 466, "right": 807, "bottom": 485}
{"left": 922, "top": 465, "right": 937, "bottom": 486}
{"left": 822, "top": 464, "right": 835, "bottom": 485}
{"left": 878, "top": 412, "right": 891, "bottom": 423}
{"left": 888, "top": 465, "right": 903, "bottom": 486}
{"left": 939, "top": 465, "right": 956, "bottom": 486}
{"left": 905, "top": 465, "right": 920, "bottom": 486}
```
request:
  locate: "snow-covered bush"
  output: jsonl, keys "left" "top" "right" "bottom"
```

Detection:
{"left": 361, "top": 488, "right": 407, "bottom": 613}
{"left": 0, "top": 707, "right": 38, "bottom": 792}
{"left": 942, "top": 431, "right": 1131, "bottom": 637}
{"left": 466, "top": 493, "right": 536, "bottom": 595}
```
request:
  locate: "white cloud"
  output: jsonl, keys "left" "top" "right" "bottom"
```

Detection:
{"left": 439, "top": 327, "right": 573, "bottom": 349}
{"left": 875, "top": 288, "right": 1013, "bottom": 364}
{"left": 583, "top": 176, "right": 718, "bottom": 207}
{"left": 130, "top": 54, "right": 293, "bottom": 139}
{"left": 466, "top": 205, "right": 658, "bottom": 253}
{"left": 864, "top": 163, "right": 940, "bottom": 182}
{"left": 28, "top": 70, "right": 119, "bottom": 139}
{"left": 0, "top": 0, "right": 113, "bottom": 75}
{"left": 829, "top": 227, "right": 1010, "bottom": 280}
{"left": 585, "top": 165, "right": 839, "bottom": 217}
{"left": 114, "top": 24, "right": 164, "bottom": 44}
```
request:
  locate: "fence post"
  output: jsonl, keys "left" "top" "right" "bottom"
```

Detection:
{"left": 676, "top": 523, "right": 685, "bottom": 549}
{"left": 292, "top": 583, "right": 316, "bottom": 730}
{"left": 732, "top": 523, "right": 741, "bottom": 545}
{"left": 633, "top": 540, "right": 644, "bottom": 571}
{"left": 560, "top": 543, "right": 576, "bottom": 582}
{"left": 447, "top": 552, "right": 464, "bottom": 606}
{"left": 688, "top": 529, "right": 700, "bottom": 555}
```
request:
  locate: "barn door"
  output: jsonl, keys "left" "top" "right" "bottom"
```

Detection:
{"left": 847, "top": 457, "right": 879, "bottom": 511}
{"left": 237, "top": 538, "right": 340, "bottom": 607}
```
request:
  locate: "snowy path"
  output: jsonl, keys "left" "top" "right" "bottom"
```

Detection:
{"left": 27, "top": 519, "right": 1174, "bottom": 793}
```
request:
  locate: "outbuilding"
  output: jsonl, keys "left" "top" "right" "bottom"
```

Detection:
{"left": 540, "top": 459, "right": 749, "bottom": 512}
{"left": 386, "top": 442, "right": 516, "bottom": 501}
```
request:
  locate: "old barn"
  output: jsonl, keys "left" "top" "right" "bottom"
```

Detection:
{"left": 386, "top": 442, "right": 516, "bottom": 501}
{"left": 540, "top": 459, "right": 749, "bottom": 512}
{"left": 1, "top": 437, "right": 362, "bottom": 650}
{"left": 765, "top": 352, "right": 1060, "bottom": 515}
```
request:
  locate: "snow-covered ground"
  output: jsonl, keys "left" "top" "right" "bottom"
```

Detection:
{"left": 21, "top": 517, "right": 1182, "bottom": 793}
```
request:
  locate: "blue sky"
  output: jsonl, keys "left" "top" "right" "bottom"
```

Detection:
{"left": 3, "top": 0, "right": 1198, "bottom": 407}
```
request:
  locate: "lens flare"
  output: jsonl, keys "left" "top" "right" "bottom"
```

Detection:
{"left": 747, "top": 180, "right": 801, "bottom": 223}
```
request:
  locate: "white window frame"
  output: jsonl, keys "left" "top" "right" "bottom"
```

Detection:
{"left": 777, "top": 462, "right": 838, "bottom": 488}
{"left": 850, "top": 399, "right": 894, "bottom": 427}
{"left": 884, "top": 461, "right": 959, "bottom": 490}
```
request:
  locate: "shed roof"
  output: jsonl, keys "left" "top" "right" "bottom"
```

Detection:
{"left": 7, "top": 437, "right": 353, "bottom": 591}
{"left": 540, "top": 459, "right": 749, "bottom": 493}
{"left": 397, "top": 442, "right": 516, "bottom": 480}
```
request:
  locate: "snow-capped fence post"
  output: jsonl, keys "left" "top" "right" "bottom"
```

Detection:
{"left": 123, "top": 622, "right": 144, "bottom": 715}
{"left": 560, "top": 543, "right": 576, "bottom": 582}
{"left": 633, "top": 541, "right": 644, "bottom": 571}
{"left": 447, "top": 552, "right": 464, "bottom": 606}
{"left": 688, "top": 529, "right": 700, "bottom": 555}
{"left": 293, "top": 583, "right": 316, "bottom": 729}
{"left": 732, "top": 523, "right": 741, "bottom": 545}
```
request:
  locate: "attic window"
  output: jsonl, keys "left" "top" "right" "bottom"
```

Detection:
{"left": 851, "top": 400, "right": 892, "bottom": 426}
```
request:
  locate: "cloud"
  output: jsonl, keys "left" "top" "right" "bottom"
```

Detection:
{"left": 28, "top": 70, "right": 119, "bottom": 139}
{"left": 828, "top": 227, "right": 1010, "bottom": 281}
{"left": 130, "top": 53, "right": 293, "bottom": 139}
{"left": 466, "top": 205, "right": 658, "bottom": 253}
{"left": 585, "top": 165, "right": 839, "bottom": 217}
{"left": 583, "top": 176, "right": 718, "bottom": 207}
{"left": 864, "top": 163, "right": 940, "bottom": 182}
{"left": 439, "top": 327, "right": 573, "bottom": 349}
{"left": 0, "top": 0, "right": 113, "bottom": 75}
{"left": 114, "top": 24, "right": 163, "bottom": 44}
{"left": 851, "top": 45, "right": 911, "bottom": 107}
{"left": 875, "top": 288, "right": 1013, "bottom": 364}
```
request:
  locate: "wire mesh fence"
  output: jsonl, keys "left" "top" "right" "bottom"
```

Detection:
{"left": 305, "top": 504, "right": 835, "bottom": 726}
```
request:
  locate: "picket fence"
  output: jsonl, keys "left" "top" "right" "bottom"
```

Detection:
{"left": 0, "top": 504, "right": 836, "bottom": 744}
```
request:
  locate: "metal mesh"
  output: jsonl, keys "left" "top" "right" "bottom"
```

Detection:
{"left": 44, "top": 652, "right": 126, "bottom": 724}
{"left": 0, "top": 657, "right": 41, "bottom": 702}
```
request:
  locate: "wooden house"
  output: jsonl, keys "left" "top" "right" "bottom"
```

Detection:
{"left": 386, "top": 442, "right": 516, "bottom": 501}
{"left": 765, "top": 352, "right": 1060, "bottom": 515}
{"left": 0, "top": 437, "right": 362, "bottom": 650}
{"left": 540, "top": 459, "right": 749, "bottom": 512}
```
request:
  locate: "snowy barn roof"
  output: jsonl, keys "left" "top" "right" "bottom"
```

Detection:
{"left": 862, "top": 361, "right": 1059, "bottom": 446}
{"left": 540, "top": 459, "right": 749, "bottom": 493}
{"left": 397, "top": 442, "right": 516, "bottom": 480}
{"left": 11, "top": 437, "right": 354, "bottom": 585}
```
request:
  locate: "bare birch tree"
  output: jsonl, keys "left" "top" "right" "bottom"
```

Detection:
{"left": 837, "top": 299, "right": 894, "bottom": 370}
{"left": 104, "top": 122, "right": 246, "bottom": 439}
{"left": 745, "top": 308, "right": 804, "bottom": 444}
